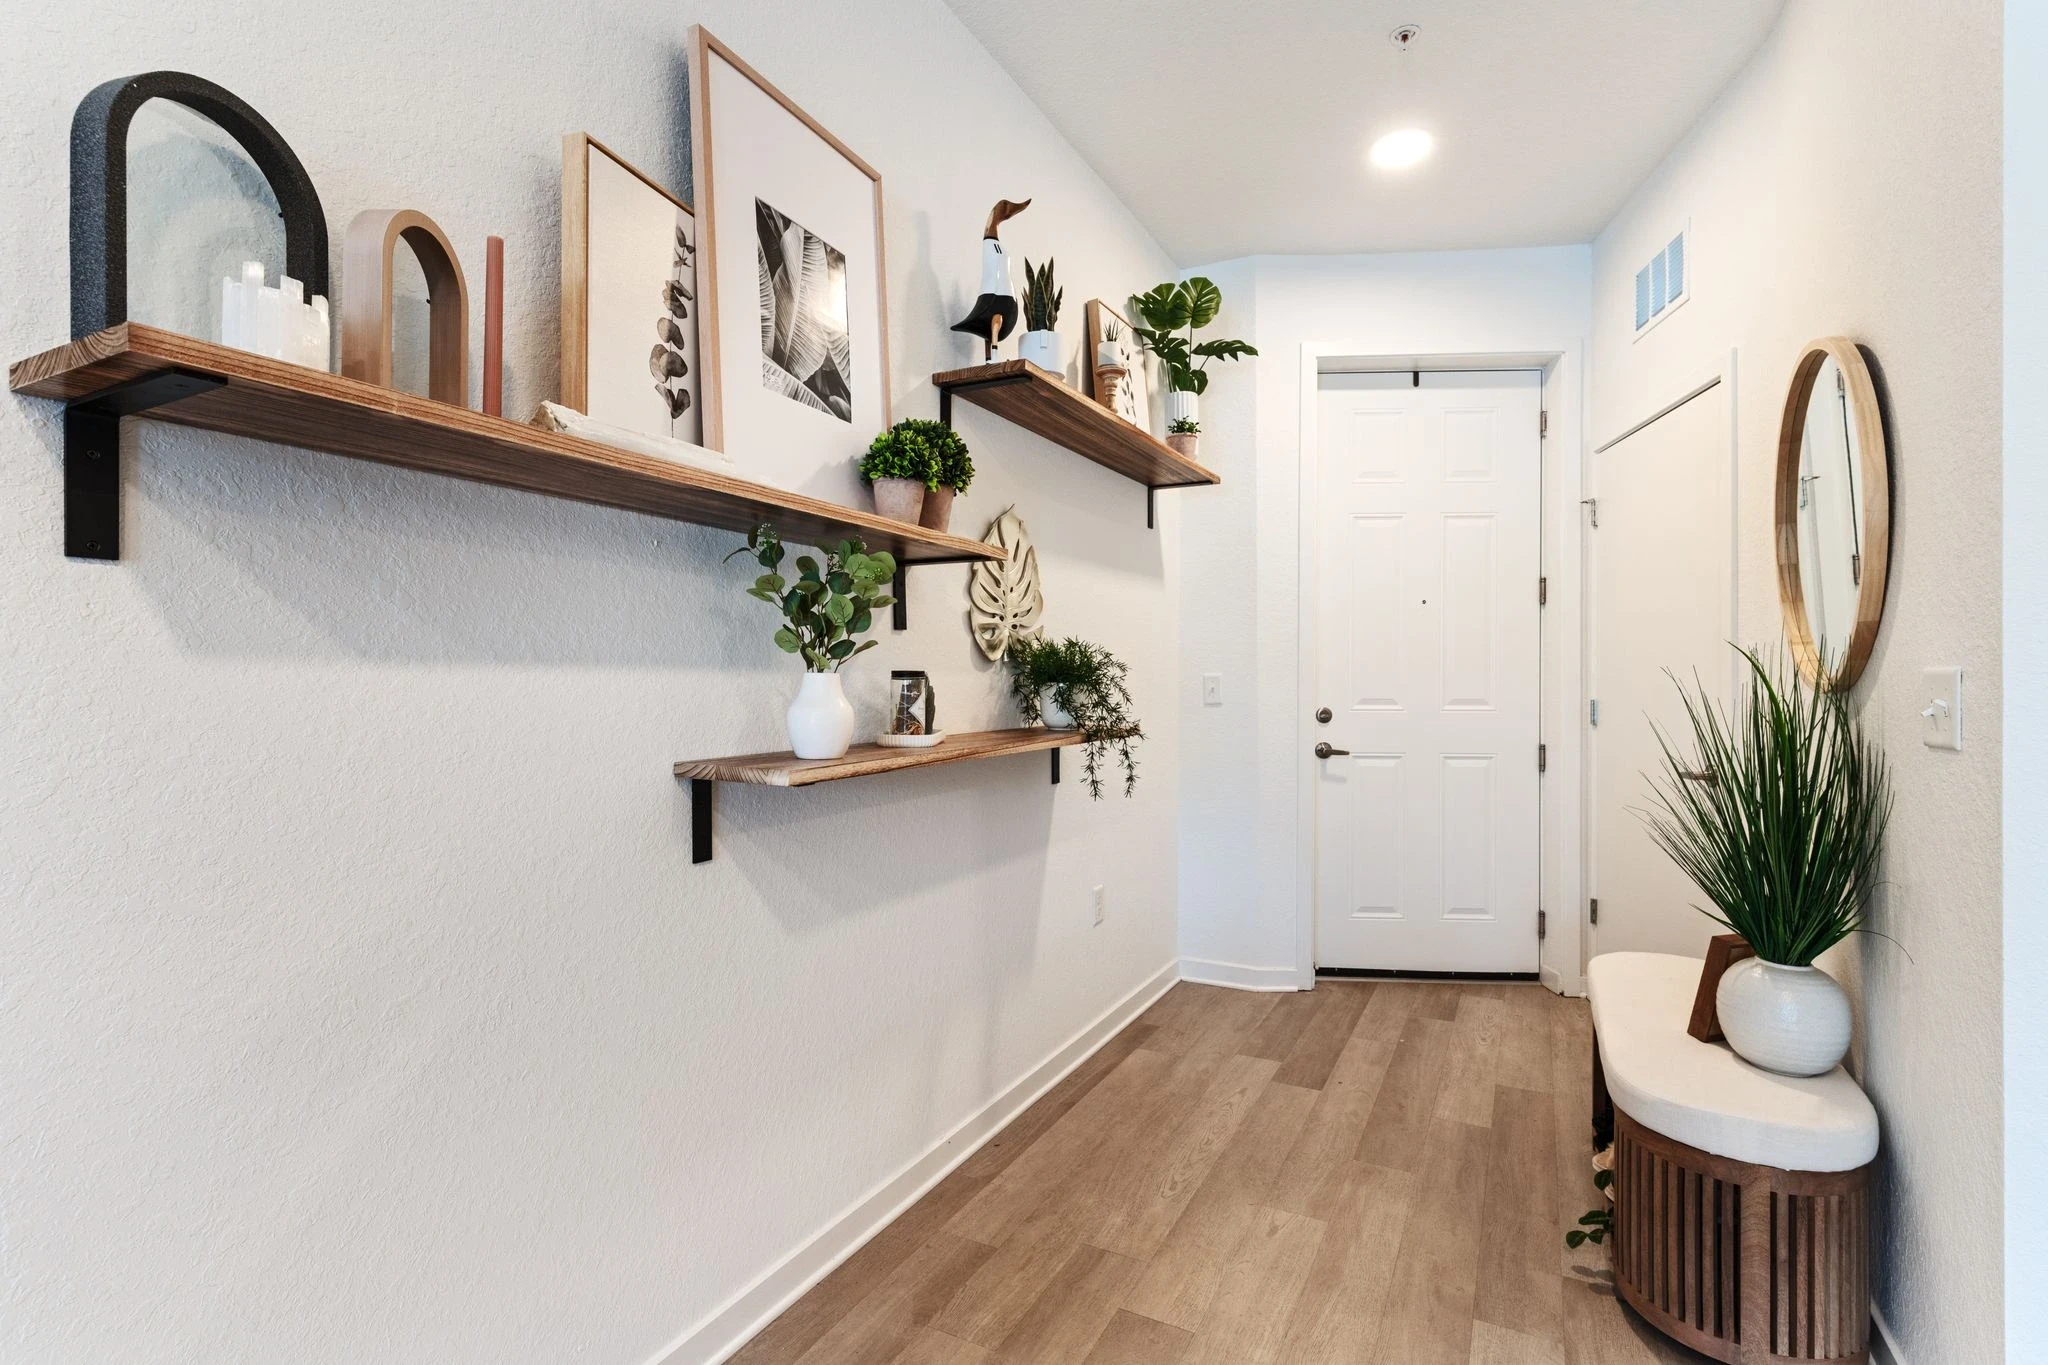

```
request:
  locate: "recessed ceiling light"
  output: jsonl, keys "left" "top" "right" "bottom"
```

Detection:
{"left": 1369, "top": 128, "right": 1435, "bottom": 171}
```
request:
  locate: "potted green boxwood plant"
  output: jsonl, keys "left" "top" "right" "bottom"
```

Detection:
{"left": 728, "top": 524, "right": 897, "bottom": 759}
{"left": 859, "top": 422, "right": 937, "bottom": 524}
{"left": 920, "top": 421, "right": 973, "bottom": 534}
{"left": 1131, "top": 277, "right": 1256, "bottom": 427}
{"left": 1018, "top": 257, "right": 1064, "bottom": 377}
{"left": 1007, "top": 636, "right": 1143, "bottom": 799}
{"left": 1643, "top": 648, "right": 1893, "bottom": 1076}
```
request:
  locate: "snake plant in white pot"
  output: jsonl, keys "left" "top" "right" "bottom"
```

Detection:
{"left": 1642, "top": 648, "right": 1893, "bottom": 1076}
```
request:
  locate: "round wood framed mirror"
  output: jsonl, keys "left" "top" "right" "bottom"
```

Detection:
{"left": 1774, "top": 337, "right": 1891, "bottom": 689}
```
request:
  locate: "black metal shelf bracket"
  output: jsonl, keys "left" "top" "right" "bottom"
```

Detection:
{"left": 1050, "top": 748, "right": 1061, "bottom": 785}
{"left": 63, "top": 368, "right": 224, "bottom": 559}
{"left": 691, "top": 779, "right": 714, "bottom": 864}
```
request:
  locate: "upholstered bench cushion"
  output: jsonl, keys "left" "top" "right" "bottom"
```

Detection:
{"left": 1588, "top": 951, "right": 1878, "bottom": 1172}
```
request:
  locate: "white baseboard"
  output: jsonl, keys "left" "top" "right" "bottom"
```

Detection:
{"left": 1540, "top": 964, "right": 1586, "bottom": 998}
{"left": 1177, "top": 957, "right": 1306, "bottom": 992}
{"left": 643, "top": 959, "right": 1182, "bottom": 1365}
{"left": 1870, "top": 1305, "right": 1907, "bottom": 1364}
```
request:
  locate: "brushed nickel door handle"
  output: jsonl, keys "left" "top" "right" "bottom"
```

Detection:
{"left": 1314, "top": 742, "right": 1350, "bottom": 759}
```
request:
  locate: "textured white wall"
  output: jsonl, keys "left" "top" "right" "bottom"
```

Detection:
{"left": 0, "top": 3, "right": 1181, "bottom": 1361}
{"left": 2006, "top": 0, "right": 2046, "bottom": 1356}
{"left": 1175, "top": 249, "right": 1592, "bottom": 986}
{"left": 1591, "top": 2, "right": 2003, "bottom": 1359}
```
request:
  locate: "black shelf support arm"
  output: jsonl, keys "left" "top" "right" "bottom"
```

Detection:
{"left": 63, "top": 369, "right": 224, "bottom": 559}
{"left": 691, "top": 779, "right": 714, "bottom": 864}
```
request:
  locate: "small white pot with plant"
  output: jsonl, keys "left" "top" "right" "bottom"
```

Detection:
{"left": 1644, "top": 648, "right": 1894, "bottom": 1077}
{"left": 730, "top": 524, "right": 897, "bottom": 761}
{"left": 861, "top": 419, "right": 973, "bottom": 535}
{"left": 1017, "top": 257, "right": 1064, "bottom": 378}
{"left": 1165, "top": 416, "right": 1200, "bottom": 460}
{"left": 1006, "top": 636, "right": 1144, "bottom": 799}
{"left": 1132, "top": 276, "right": 1256, "bottom": 432}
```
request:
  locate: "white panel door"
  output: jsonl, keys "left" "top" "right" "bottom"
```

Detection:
{"left": 1313, "top": 371, "right": 1543, "bottom": 973}
{"left": 1589, "top": 381, "right": 1734, "bottom": 958}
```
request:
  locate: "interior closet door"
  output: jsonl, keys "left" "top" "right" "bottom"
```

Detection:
{"left": 1588, "top": 379, "right": 1735, "bottom": 959}
{"left": 1312, "top": 371, "right": 1543, "bottom": 974}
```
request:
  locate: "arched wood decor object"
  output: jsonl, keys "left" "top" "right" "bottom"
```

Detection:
{"left": 342, "top": 210, "right": 469, "bottom": 407}
{"left": 1611, "top": 1109, "right": 1872, "bottom": 1363}
{"left": 70, "top": 70, "right": 330, "bottom": 338}
{"left": 1773, "top": 337, "right": 1891, "bottom": 690}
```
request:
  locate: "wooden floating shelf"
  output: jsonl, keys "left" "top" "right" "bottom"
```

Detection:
{"left": 11, "top": 324, "right": 1002, "bottom": 565}
{"left": 674, "top": 726, "right": 1084, "bottom": 861}
{"left": 932, "top": 360, "right": 1220, "bottom": 523}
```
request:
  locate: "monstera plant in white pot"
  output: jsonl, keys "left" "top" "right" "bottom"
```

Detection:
{"left": 1643, "top": 649, "right": 1893, "bottom": 1076}
{"left": 1131, "top": 276, "right": 1256, "bottom": 428}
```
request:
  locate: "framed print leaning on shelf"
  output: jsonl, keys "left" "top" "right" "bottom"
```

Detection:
{"left": 1086, "top": 298, "right": 1150, "bottom": 432}
{"left": 560, "top": 133, "right": 700, "bottom": 445}
{"left": 687, "top": 26, "right": 891, "bottom": 498}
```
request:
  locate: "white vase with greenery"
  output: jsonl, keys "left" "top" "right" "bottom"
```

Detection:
{"left": 1644, "top": 648, "right": 1892, "bottom": 1076}
{"left": 730, "top": 525, "right": 898, "bottom": 762}
{"left": 1132, "top": 277, "right": 1256, "bottom": 435}
{"left": 1007, "top": 636, "right": 1144, "bottom": 799}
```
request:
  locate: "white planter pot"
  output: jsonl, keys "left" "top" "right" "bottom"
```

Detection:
{"left": 1095, "top": 340, "right": 1122, "bottom": 370}
{"left": 1040, "top": 688, "right": 1078, "bottom": 730}
{"left": 1164, "top": 389, "right": 1199, "bottom": 426}
{"left": 788, "top": 672, "right": 855, "bottom": 760}
{"left": 1715, "top": 958, "right": 1852, "bottom": 1076}
{"left": 1018, "top": 329, "right": 1063, "bottom": 377}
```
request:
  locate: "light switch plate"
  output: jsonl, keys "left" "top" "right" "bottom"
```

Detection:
{"left": 1202, "top": 673, "right": 1223, "bottom": 706}
{"left": 1921, "top": 666, "right": 1963, "bottom": 750}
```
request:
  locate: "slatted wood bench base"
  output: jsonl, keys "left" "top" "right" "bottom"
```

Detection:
{"left": 1612, "top": 1109, "right": 1871, "bottom": 1362}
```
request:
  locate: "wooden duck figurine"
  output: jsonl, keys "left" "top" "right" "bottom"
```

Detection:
{"left": 951, "top": 198, "right": 1031, "bottom": 361}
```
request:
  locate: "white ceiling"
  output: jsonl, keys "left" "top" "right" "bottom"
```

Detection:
{"left": 944, "top": 0, "right": 1786, "bottom": 262}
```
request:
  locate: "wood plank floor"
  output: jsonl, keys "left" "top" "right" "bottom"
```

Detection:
{"left": 732, "top": 981, "right": 1713, "bottom": 1365}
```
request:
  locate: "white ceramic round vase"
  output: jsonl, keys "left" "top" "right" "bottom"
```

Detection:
{"left": 1164, "top": 389, "right": 1199, "bottom": 426}
{"left": 1018, "top": 329, "right": 1063, "bottom": 377}
{"left": 788, "top": 672, "right": 855, "bottom": 759}
{"left": 1715, "top": 957, "right": 1852, "bottom": 1077}
{"left": 1040, "top": 688, "right": 1078, "bottom": 730}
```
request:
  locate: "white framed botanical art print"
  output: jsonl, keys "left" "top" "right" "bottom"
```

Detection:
{"left": 687, "top": 26, "right": 892, "bottom": 502}
{"left": 559, "top": 133, "right": 700, "bottom": 445}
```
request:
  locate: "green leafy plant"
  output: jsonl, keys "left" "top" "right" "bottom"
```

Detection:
{"left": 1564, "top": 1169, "right": 1615, "bottom": 1249}
{"left": 1130, "top": 277, "right": 1257, "bottom": 394}
{"left": 1641, "top": 647, "right": 1893, "bottom": 967}
{"left": 1007, "top": 636, "right": 1143, "bottom": 799}
{"left": 859, "top": 418, "right": 972, "bottom": 492}
{"left": 727, "top": 525, "right": 896, "bottom": 673}
{"left": 1022, "top": 257, "right": 1063, "bottom": 331}
{"left": 1167, "top": 417, "right": 1200, "bottom": 435}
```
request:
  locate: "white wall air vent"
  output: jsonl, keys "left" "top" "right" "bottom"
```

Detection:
{"left": 1632, "top": 224, "right": 1690, "bottom": 339}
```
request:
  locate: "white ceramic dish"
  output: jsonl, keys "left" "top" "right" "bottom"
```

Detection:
{"left": 876, "top": 731, "right": 946, "bottom": 749}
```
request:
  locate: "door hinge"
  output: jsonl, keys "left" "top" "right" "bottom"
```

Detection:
{"left": 1540, "top": 409, "right": 1549, "bottom": 438}
{"left": 1538, "top": 743, "right": 1548, "bottom": 773}
{"left": 1538, "top": 575, "right": 1548, "bottom": 606}
{"left": 1589, "top": 699, "right": 1601, "bottom": 727}
{"left": 1538, "top": 909, "right": 1547, "bottom": 940}
{"left": 1582, "top": 496, "right": 1599, "bottom": 529}
{"left": 1590, "top": 897, "right": 1600, "bottom": 925}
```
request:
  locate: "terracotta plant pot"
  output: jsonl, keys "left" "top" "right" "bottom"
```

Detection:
{"left": 1166, "top": 432, "right": 1199, "bottom": 460}
{"left": 872, "top": 476, "right": 926, "bottom": 524}
{"left": 919, "top": 485, "right": 957, "bottom": 533}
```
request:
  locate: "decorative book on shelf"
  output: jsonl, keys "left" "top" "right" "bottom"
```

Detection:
{"left": 11, "top": 325, "right": 1000, "bottom": 566}
{"left": 931, "top": 360, "right": 1218, "bottom": 528}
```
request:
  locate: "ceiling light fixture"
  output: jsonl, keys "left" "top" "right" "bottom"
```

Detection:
{"left": 1369, "top": 128, "right": 1434, "bottom": 171}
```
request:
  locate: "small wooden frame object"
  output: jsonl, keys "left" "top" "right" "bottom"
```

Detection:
{"left": 342, "top": 209, "right": 469, "bottom": 407}
{"left": 1688, "top": 934, "right": 1757, "bottom": 1043}
{"left": 1612, "top": 1108, "right": 1871, "bottom": 1362}
{"left": 1774, "top": 337, "right": 1891, "bottom": 690}
{"left": 482, "top": 235, "right": 504, "bottom": 417}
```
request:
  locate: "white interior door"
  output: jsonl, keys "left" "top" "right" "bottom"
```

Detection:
{"left": 1313, "top": 371, "right": 1543, "bottom": 973}
{"left": 1588, "top": 379, "right": 1735, "bottom": 959}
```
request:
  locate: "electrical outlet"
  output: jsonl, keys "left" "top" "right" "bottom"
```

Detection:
{"left": 1202, "top": 673, "right": 1222, "bottom": 706}
{"left": 1092, "top": 885, "right": 1106, "bottom": 926}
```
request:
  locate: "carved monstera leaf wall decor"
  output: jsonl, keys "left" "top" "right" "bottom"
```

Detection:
{"left": 969, "top": 506, "right": 1045, "bottom": 661}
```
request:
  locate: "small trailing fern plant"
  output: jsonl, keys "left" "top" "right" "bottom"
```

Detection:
{"left": 1007, "top": 636, "right": 1142, "bottom": 798}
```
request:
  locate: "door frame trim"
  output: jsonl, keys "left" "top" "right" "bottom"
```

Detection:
{"left": 1296, "top": 345, "right": 1587, "bottom": 994}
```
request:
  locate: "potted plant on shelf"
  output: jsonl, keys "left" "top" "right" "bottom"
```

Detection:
{"left": 860, "top": 421, "right": 938, "bottom": 525}
{"left": 1018, "top": 257, "right": 1064, "bottom": 377}
{"left": 1165, "top": 416, "right": 1200, "bottom": 459}
{"left": 1130, "top": 276, "right": 1256, "bottom": 427}
{"left": 920, "top": 420, "right": 973, "bottom": 534}
{"left": 1006, "top": 635, "right": 1143, "bottom": 799}
{"left": 729, "top": 524, "right": 897, "bottom": 760}
{"left": 1642, "top": 648, "right": 1893, "bottom": 1076}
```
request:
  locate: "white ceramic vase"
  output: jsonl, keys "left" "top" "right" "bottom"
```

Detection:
{"left": 1165, "top": 389, "right": 1198, "bottom": 426}
{"left": 1018, "top": 329, "right": 1063, "bottom": 377}
{"left": 1715, "top": 958, "right": 1852, "bottom": 1076}
{"left": 1095, "top": 339, "right": 1122, "bottom": 370}
{"left": 1040, "top": 688, "right": 1078, "bottom": 730}
{"left": 788, "top": 672, "right": 855, "bottom": 760}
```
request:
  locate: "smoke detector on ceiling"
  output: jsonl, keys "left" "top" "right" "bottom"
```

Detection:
{"left": 1390, "top": 25, "right": 1420, "bottom": 51}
